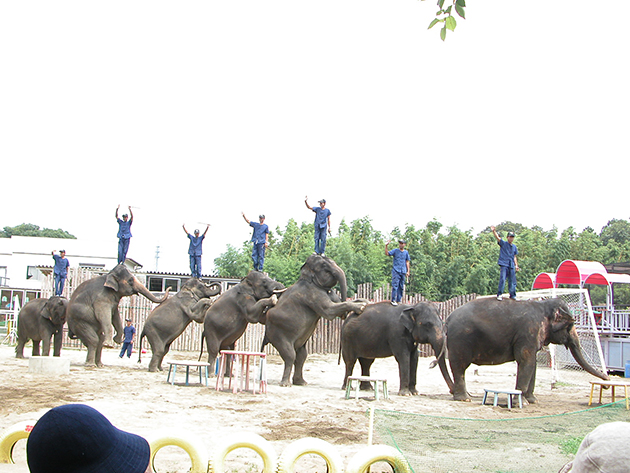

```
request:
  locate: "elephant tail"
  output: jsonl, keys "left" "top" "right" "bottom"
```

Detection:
{"left": 197, "top": 331, "right": 205, "bottom": 362}
{"left": 137, "top": 331, "right": 145, "bottom": 364}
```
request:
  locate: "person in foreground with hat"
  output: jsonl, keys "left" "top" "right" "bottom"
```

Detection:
{"left": 115, "top": 205, "right": 134, "bottom": 264}
{"left": 305, "top": 196, "right": 331, "bottom": 256}
{"left": 183, "top": 223, "right": 209, "bottom": 278}
{"left": 385, "top": 239, "right": 410, "bottom": 306}
{"left": 242, "top": 212, "right": 269, "bottom": 271}
{"left": 558, "top": 421, "right": 630, "bottom": 472}
{"left": 27, "top": 403, "right": 151, "bottom": 473}
{"left": 491, "top": 226, "right": 519, "bottom": 300}
{"left": 119, "top": 318, "right": 136, "bottom": 359}
{"left": 51, "top": 249, "right": 70, "bottom": 296}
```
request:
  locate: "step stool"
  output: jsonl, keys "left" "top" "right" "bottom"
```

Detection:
{"left": 483, "top": 388, "right": 523, "bottom": 409}
{"left": 345, "top": 376, "right": 389, "bottom": 400}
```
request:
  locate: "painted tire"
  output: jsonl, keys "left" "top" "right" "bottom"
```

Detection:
{"left": 147, "top": 431, "right": 208, "bottom": 473}
{"left": 346, "top": 445, "right": 412, "bottom": 473}
{"left": 277, "top": 437, "right": 343, "bottom": 473}
{"left": 209, "top": 432, "right": 277, "bottom": 473}
{"left": 0, "top": 421, "right": 36, "bottom": 464}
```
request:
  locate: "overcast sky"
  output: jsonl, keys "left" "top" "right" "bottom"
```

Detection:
{"left": 2, "top": 1, "right": 628, "bottom": 274}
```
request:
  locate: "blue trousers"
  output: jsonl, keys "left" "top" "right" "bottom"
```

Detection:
{"left": 190, "top": 255, "right": 202, "bottom": 278}
{"left": 251, "top": 243, "right": 266, "bottom": 271}
{"left": 54, "top": 273, "right": 66, "bottom": 296}
{"left": 391, "top": 270, "right": 406, "bottom": 303}
{"left": 119, "top": 342, "right": 133, "bottom": 358}
{"left": 118, "top": 238, "right": 130, "bottom": 264}
{"left": 314, "top": 227, "right": 327, "bottom": 255}
{"left": 497, "top": 265, "right": 517, "bottom": 298}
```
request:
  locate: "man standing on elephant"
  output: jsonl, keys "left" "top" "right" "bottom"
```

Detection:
{"left": 119, "top": 318, "right": 136, "bottom": 358}
{"left": 242, "top": 212, "right": 269, "bottom": 271}
{"left": 491, "top": 226, "right": 519, "bottom": 300}
{"left": 51, "top": 250, "right": 69, "bottom": 296}
{"left": 385, "top": 239, "right": 410, "bottom": 306}
{"left": 305, "top": 196, "right": 331, "bottom": 255}
{"left": 183, "top": 224, "right": 209, "bottom": 278}
{"left": 115, "top": 205, "right": 133, "bottom": 264}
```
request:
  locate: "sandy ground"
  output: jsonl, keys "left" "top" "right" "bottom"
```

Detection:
{"left": 0, "top": 344, "right": 617, "bottom": 473}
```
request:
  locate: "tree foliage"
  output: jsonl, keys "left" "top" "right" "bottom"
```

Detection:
{"left": 428, "top": 0, "right": 466, "bottom": 41}
{"left": 214, "top": 217, "right": 630, "bottom": 305}
{"left": 1, "top": 223, "right": 76, "bottom": 239}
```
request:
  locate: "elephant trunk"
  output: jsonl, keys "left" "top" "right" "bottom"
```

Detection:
{"left": 136, "top": 281, "right": 170, "bottom": 304}
{"left": 567, "top": 343, "right": 609, "bottom": 381}
{"left": 428, "top": 331, "right": 455, "bottom": 394}
{"left": 333, "top": 265, "right": 348, "bottom": 301}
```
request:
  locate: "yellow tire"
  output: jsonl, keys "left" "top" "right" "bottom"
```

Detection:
{"left": 346, "top": 445, "right": 412, "bottom": 473}
{"left": 147, "top": 430, "right": 209, "bottom": 473}
{"left": 209, "top": 432, "right": 276, "bottom": 473}
{"left": 0, "top": 421, "right": 36, "bottom": 464}
{"left": 277, "top": 437, "right": 343, "bottom": 473}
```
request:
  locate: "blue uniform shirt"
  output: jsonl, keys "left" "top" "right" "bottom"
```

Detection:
{"left": 117, "top": 219, "right": 132, "bottom": 239}
{"left": 312, "top": 207, "right": 331, "bottom": 229}
{"left": 52, "top": 254, "right": 69, "bottom": 276}
{"left": 249, "top": 222, "right": 269, "bottom": 244}
{"left": 123, "top": 325, "right": 136, "bottom": 343}
{"left": 388, "top": 248, "right": 410, "bottom": 273}
{"left": 188, "top": 234, "right": 205, "bottom": 256}
{"left": 497, "top": 239, "right": 518, "bottom": 268}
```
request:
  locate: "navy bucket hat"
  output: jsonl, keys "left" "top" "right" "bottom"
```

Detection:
{"left": 27, "top": 404, "right": 150, "bottom": 473}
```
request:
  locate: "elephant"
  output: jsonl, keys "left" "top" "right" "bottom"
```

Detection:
{"left": 200, "top": 271, "right": 285, "bottom": 370}
{"left": 262, "top": 254, "right": 369, "bottom": 387}
{"left": 66, "top": 264, "right": 170, "bottom": 367}
{"left": 446, "top": 297, "right": 609, "bottom": 403}
{"left": 341, "top": 301, "right": 454, "bottom": 396}
{"left": 16, "top": 296, "right": 68, "bottom": 358}
{"left": 138, "top": 278, "right": 222, "bottom": 372}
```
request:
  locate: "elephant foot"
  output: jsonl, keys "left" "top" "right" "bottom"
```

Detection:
{"left": 525, "top": 395, "right": 537, "bottom": 404}
{"left": 292, "top": 378, "right": 308, "bottom": 386}
{"left": 453, "top": 393, "right": 471, "bottom": 402}
{"left": 102, "top": 339, "right": 115, "bottom": 349}
{"left": 410, "top": 389, "right": 419, "bottom": 396}
{"left": 148, "top": 367, "right": 158, "bottom": 373}
{"left": 360, "top": 382, "right": 374, "bottom": 391}
{"left": 113, "top": 335, "right": 123, "bottom": 344}
{"left": 279, "top": 380, "right": 292, "bottom": 387}
{"left": 398, "top": 389, "right": 413, "bottom": 397}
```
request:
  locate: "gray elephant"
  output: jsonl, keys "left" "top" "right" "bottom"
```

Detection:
{"left": 341, "top": 301, "right": 454, "bottom": 396}
{"left": 139, "top": 278, "right": 222, "bottom": 372}
{"left": 16, "top": 296, "right": 68, "bottom": 358}
{"left": 262, "top": 254, "right": 368, "bottom": 386}
{"left": 67, "top": 264, "right": 170, "bottom": 367}
{"left": 201, "top": 271, "right": 285, "bottom": 369}
{"left": 446, "top": 297, "right": 609, "bottom": 403}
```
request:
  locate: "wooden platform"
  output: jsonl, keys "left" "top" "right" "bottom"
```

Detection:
{"left": 589, "top": 380, "right": 630, "bottom": 410}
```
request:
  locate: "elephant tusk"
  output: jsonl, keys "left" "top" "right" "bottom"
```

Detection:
{"left": 273, "top": 288, "right": 288, "bottom": 294}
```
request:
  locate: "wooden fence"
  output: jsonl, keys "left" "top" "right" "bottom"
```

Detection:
{"left": 48, "top": 271, "right": 476, "bottom": 358}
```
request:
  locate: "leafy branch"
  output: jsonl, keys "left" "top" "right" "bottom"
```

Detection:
{"left": 428, "top": 0, "right": 466, "bottom": 41}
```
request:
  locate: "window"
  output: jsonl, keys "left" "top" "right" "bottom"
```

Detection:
{"left": 148, "top": 277, "right": 163, "bottom": 292}
{"left": 164, "top": 279, "right": 180, "bottom": 292}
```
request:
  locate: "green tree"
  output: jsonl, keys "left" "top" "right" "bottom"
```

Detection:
{"left": 1, "top": 223, "right": 76, "bottom": 239}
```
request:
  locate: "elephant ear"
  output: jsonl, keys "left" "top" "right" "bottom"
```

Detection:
{"left": 104, "top": 273, "right": 119, "bottom": 292}
{"left": 400, "top": 307, "right": 416, "bottom": 333}
{"left": 41, "top": 301, "right": 53, "bottom": 321}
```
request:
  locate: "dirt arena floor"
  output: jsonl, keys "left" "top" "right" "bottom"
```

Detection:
{"left": 0, "top": 344, "right": 620, "bottom": 472}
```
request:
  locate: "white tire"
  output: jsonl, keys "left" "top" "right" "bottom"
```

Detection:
{"left": 277, "top": 437, "right": 343, "bottom": 473}
{"left": 346, "top": 445, "right": 412, "bottom": 473}
{"left": 147, "top": 430, "right": 208, "bottom": 473}
{"left": 0, "top": 421, "right": 36, "bottom": 464}
{"left": 209, "top": 432, "right": 276, "bottom": 473}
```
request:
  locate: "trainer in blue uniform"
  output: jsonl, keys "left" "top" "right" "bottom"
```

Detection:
{"left": 242, "top": 212, "right": 269, "bottom": 271}
{"left": 51, "top": 250, "right": 70, "bottom": 296}
{"left": 305, "top": 196, "right": 331, "bottom": 255}
{"left": 386, "top": 239, "right": 411, "bottom": 306}
{"left": 119, "top": 318, "right": 136, "bottom": 358}
{"left": 115, "top": 205, "right": 133, "bottom": 264}
{"left": 183, "top": 224, "right": 209, "bottom": 278}
{"left": 492, "top": 226, "right": 520, "bottom": 300}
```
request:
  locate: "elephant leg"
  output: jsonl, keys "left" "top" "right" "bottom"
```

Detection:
{"left": 450, "top": 359, "right": 471, "bottom": 401}
{"left": 32, "top": 341, "right": 41, "bottom": 357}
{"left": 112, "top": 306, "right": 123, "bottom": 345}
{"left": 516, "top": 358, "right": 538, "bottom": 404}
{"left": 341, "top": 354, "right": 357, "bottom": 389}
{"left": 409, "top": 349, "right": 419, "bottom": 395}
{"left": 148, "top": 338, "right": 167, "bottom": 372}
{"left": 204, "top": 334, "right": 222, "bottom": 376}
{"left": 358, "top": 358, "right": 375, "bottom": 390}
{"left": 94, "top": 302, "right": 116, "bottom": 348}
{"left": 41, "top": 337, "right": 52, "bottom": 357}
{"left": 292, "top": 344, "right": 308, "bottom": 386}
{"left": 15, "top": 339, "right": 25, "bottom": 358}
{"left": 79, "top": 326, "right": 101, "bottom": 366}
{"left": 395, "top": 352, "right": 413, "bottom": 396}
{"left": 273, "top": 339, "right": 296, "bottom": 387}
